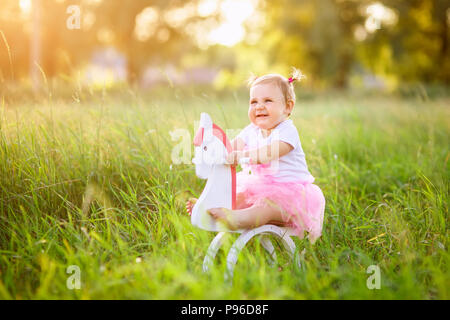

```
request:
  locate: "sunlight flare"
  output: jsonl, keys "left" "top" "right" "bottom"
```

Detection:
{"left": 19, "top": 0, "right": 32, "bottom": 14}
{"left": 364, "top": 2, "right": 397, "bottom": 33}
{"left": 207, "top": 0, "right": 256, "bottom": 47}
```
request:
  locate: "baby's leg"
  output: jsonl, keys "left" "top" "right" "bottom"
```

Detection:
{"left": 186, "top": 192, "right": 249, "bottom": 215}
{"left": 208, "top": 202, "right": 286, "bottom": 230}
{"left": 186, "top": 198, "right": 197, "bottom": 215}
{"left": 235, "top": 192, "right": 251, "bottom": 209}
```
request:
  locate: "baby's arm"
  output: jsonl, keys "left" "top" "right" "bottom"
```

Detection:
{"left": 231, "top": 137, "right": 246, "bottom": 152}
{"left": 227, "top": 140, "right": 293, "bottom": 165}
{"left": 244, "top": 141, "right": 293, "bottom": 164}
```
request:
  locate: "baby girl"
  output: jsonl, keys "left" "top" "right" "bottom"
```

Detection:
{"left": 187, "top": 68, "right": 325, "bottom": 243}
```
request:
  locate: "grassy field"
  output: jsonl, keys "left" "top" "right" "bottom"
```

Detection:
{"left": 0, "top": 86, "right": 448, "bottom": 299}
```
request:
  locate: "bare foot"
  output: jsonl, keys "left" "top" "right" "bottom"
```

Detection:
{"left": 185, "top": 197, "right": 197, "bottom": 216}
{"left": 207, "top": 207, "right": 240, "bottom": 230}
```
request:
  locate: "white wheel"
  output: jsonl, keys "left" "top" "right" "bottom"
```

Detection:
{"left": 260, "top": 235, "right": 277, "bottom": 265}
{"left": 202, "top": 232, "right": 227, "bottom": 273}
{"left": 224, "top": 225, "right": 300, "bottom": 282}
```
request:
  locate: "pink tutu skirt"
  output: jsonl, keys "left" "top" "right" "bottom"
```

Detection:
{"left": 236, "top": 169, "right": 325, "bottom": 243}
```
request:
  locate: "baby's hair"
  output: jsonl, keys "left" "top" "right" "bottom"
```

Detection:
{"left": 247, "top": 67, "right": 306, "bottom": 106}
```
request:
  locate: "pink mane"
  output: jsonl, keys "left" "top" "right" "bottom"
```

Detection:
{"left": 193, "top": 124, "right": 232, "bottom": 153}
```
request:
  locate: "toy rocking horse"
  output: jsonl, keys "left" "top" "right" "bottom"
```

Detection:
{"left": 191, "top": 113, "right": 301, "bottom": 281}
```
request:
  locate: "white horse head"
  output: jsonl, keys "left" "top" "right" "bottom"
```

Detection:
{"left": 192, "top": 113, "right": 229, "bottom": 178}
{"left": 191, "top": 113, "right": 239, "bottom": 232}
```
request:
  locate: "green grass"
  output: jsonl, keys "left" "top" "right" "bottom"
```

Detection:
{"left": 0, "top": 86, "right": 448, "bottom": 299}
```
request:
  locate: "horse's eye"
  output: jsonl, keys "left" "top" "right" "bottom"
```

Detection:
{"left": 203, "top": 146, "right": 207, "bottom": 151}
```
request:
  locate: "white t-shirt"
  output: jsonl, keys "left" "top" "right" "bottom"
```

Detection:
{"left": 236, "top": 119, "right": 314, "bottom": 182}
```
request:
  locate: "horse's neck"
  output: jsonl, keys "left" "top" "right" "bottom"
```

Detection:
{"left": 199, "top": 164, "right": 236, "bottom": 210}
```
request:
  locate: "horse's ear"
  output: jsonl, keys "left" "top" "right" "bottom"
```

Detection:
{"left": 200, "top": 113, "right": 212, "bottom": 129}
{"left": 200, "top": 113, "right": 213, "bottom": 142}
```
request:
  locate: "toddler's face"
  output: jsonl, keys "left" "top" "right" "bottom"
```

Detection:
{"left": 248, "top": 83, "right": 292, "bottom": 131}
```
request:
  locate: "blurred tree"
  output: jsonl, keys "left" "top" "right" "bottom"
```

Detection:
{"left": 1, "top": 0, "right": 207, "bottom": 84}
{"left": 261, "top": 0, "right": 367, "bottom": 88}
{"left": 0, "top": 0, "right": 448, "bottom": 89}
{"left": 372, "top": 0, "right": 450, "bottom": 84}
{"left": 31, "top": 0, "right": 41, "bottom": 92}
{"left": 0, "top": 1, "right": 27, "bottom": 81}
{"left": 355, "top": 0, "right": 449, "bottom": 87}
{"left": 60, "top": 0, "right": 206, "bottom": 83}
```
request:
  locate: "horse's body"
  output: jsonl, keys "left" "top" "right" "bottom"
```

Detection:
{"left": 191, "top": 113, "right": 241, "bottom": 232}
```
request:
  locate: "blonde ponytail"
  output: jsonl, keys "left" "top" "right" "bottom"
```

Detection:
{"left": 288, "top": 67, "right": 306, "bottom": 84}
{"left": 246, "top": 73, "right": 259, "bottom": 87}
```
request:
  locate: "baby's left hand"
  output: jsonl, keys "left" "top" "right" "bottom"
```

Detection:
{"left": 226, "top": 151, "right": 244, "bottom": 166}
